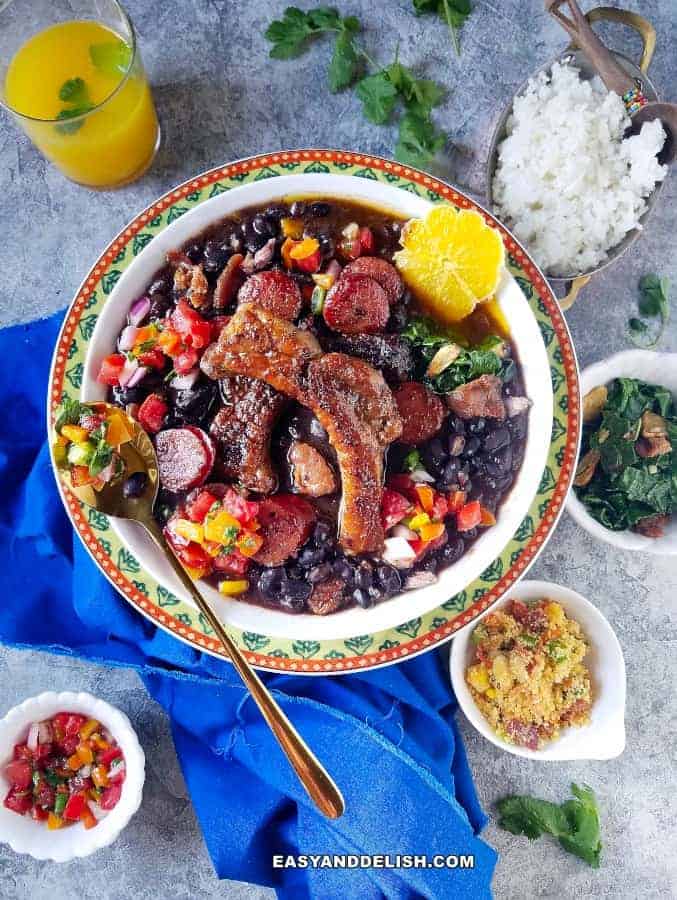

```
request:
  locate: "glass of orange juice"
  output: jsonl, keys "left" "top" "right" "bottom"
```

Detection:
{"left": 0, "top": 0, "right": 160, "bottom": 189}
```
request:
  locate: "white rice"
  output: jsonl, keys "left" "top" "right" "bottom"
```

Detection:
{"left": 492, "top": 62, "right": 667, "bottom": 276}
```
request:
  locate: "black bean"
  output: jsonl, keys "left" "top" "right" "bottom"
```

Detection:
{"left": 252, "top": 213, "right": 275, "bottom": 236}
{"left": 352, "top": 588, "right": 374, "bottom": 609}
{"left": 170, "top": 383, "right": 218, "bottom": 424}
{"left": 313, "top": 521, "right": 333, "bottom": 545}
{"left": 111, "top": 385, "right": 145, "bottom": 407}
{"left": 284, "top": 579, "right": 312, "bottom": 602}
{"left": 461, "top": 526, "right": 478, "bottom": 540}
{"left": 298, "top": 546, "right": 325, "bottom": 568}
{"left": 290, "top": 200, "right": 307, "bottom": 217}
{"left": 449, "top": 416, "right": 466, "bottom": 435}
{"left": 149, "top": 277, "right": 169, "bottom": 296}
{"left": 148, "top": 294, "right": 172, "bottom": 320}
{"left": 482, "top": 427, "right": 510, "bottom": 453}
{"left": 309, "top": 201, "right": 331, "bottom": 217}
{"left": 387, "top": 304, "right": 408, "bottom": 333}
{"left": 468, "top": 418, "right": 486, "bottom": 435}
{"left": 264, "top": 204, "right": 289, "bottom": 222}
{"left": 308, "top": 563, "right": 333, "bottom": 584}
{"left": 122, "top": 471, "right": 148, "bottom": 499}
{"left": 355, "top": 561, "right": 373, "bottom": 590}
{"left": 318, "top": 234, "right": 335, "bottom": 258}
{"left": 185, "top": 243, "right": 203, "bottom": 263}
{"left": 462, "top": 436, "right": 481, "bottom": 458}
{"left": 376, "top": 564, "right": 401, "bottom": 595}
{"left": 438, "top": 537, "right": 465, "bottom": 566}
{"left": 442, "top": 459, "right": 460, "bottom": 485}
{"left": 258, "top": 567, "right": 284, "bottom": 596}
{"left": 285, "top": 562, "right": 305, "bottom": 581}
{"left": 508, "top": 415, "right": 528, "bottom": 441}
{"left": 422, "top": 438, "right": 446, "bottom": 473}
{"left": 278, "top": 592, "right": 307, "bottom": 613}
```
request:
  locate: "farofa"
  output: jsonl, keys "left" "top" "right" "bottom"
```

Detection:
{"left": 465, "top": 598, "right": 592, "bottom": 750}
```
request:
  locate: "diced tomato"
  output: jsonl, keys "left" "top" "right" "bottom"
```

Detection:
{"left": 99, "top": 783, "right": 122, "bottom": 811}
{"left": 107, "top": 760, "right": 126, "bottom": 785}
{"left": 97, "top": 353, "right": 126, "bottom": 386}
{"left": 221, "top": 488, "right": 259, "bottom": 524}
{"left": 479, "top": 505, "right": 496, "bottom": 527}
{"left": 138, "top": 347, "right": 165, "bottom": 370}
{"left": 60, "top": 734, "right": 80, "bottom": 756}
{"left": 97, "top": 746, "right": 123, "bottom": 767}
{"left": 359, "top": 226, "right": 375, "bottom": 254}
{"left": 52, "top": 713, "right": 70, "bottom": 733}
{"left": 457, "top": 500, "right": 481, "bottom": 532}
{"left": 63, "top": 791, "right": 87, "bottom": 821}
{"left": 137, "top": 393, "right": 168, "bottom": 434}
{"left": 408, "top": 538, "right": 425, "bottom": 557}
{"left": 4, "top": 787, "right": 33, "bottom": 814}
{"left": 71, "top": 465, "right": 96, "bottom": 487}
{"left": 295, "top": 249, "right": 322, "bottom": 273}
{"left": 171, "top": 300, "right": 211, "bottom": 348}
{"left": 431, "top": 494, "right": 448, "bottom": 521}
{"left": 174, "top": 348, "right": 199, "bottom": 375}
{"left": 13, "top": 743, "right": 32, "bottom": 762}
{"left": 4, "top": 759, "right": 32, "bottom": 790}
{"left": 31, "top": 804, "right": 49, "bottom": 822}
{"left": 34, "top": 741, "right": 53, "bottom": 764}
{"left": 186, "top": 318, "right": 212, "bottom": 349}
{"left": 63, "top": 714, "right": 87, "bottom": 737}
{"left": 447, "top": 490, "right": 467, "bottom": 513}
{"left": 34, "top": 781, "right": 56, "bottom": 809}
{"left": 381, "top": 489, "right": 413, "bottom": 531}
{"left": 186, "top": 491, "right": 219, "bottom": 523}
{"left": 177, "top": 542, "right": 213, "bottom": 575}
{"left": 212, "top": 548, "right": 249, "bottom": 576}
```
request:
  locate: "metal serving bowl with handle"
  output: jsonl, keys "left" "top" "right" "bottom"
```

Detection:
{"left": 486, "top": 6, "right": 664, "bottom": 310}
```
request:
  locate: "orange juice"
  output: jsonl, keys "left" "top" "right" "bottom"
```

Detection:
{"left": 4, "top": 20, "right": 159, "bottom": 188}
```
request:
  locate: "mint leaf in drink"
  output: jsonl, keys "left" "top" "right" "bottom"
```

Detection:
{"left": 89, "top": 39, "right": 133, "bottom": 77}
{"left": 59, "top": 77, "right": 88, "bottom": 104}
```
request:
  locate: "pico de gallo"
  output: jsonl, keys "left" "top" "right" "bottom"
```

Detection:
{"left": 52, "top": 400, "right": 133, "bottom": 492}
{"left": 3, "top": 712, "right": 125, "bottom": 829}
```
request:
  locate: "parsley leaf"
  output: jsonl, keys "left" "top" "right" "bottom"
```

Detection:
{"left": 89, "top": 39, "right": 133, "bottom": 76}
{"left": 496, "top": 783, "right": 602, "bottom": 868}
{"left": 55, "top": 397, "right": 89, "bottom": 432}
{"left": 88, "top": 440, "right": 114, "bottom": 478}
{"left": 628, "top": 273, "right": 670, "bottom": 349}
{"left": 355, "top": 71, "right": 400, "bottom": 124}
{"left": 265, "top": 6, "right": 361, "bottom": 91}
{"left": 403, "top": 449, "right": 422, "bottom": 471}
{"left": 412, "top": 0, "right": 473, "bottom": 55}
{"left": 395, "top": 108, "right": 446, "bottom": 168}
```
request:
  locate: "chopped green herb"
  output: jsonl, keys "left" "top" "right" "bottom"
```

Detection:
{"left": 88, "top": 440, "right": 113, "bottom": 477}
{"left": 403, "top": 448, "right": 422, "bottom": 471}
{"left": 628, "top": 274, "right": 671, "bottom": 349}
{"left": 520, "top": 632, "right": 539, "bottom": 648}
{"left": 546, "top": 639, "right": 567, "bottom": 662}
{"left": 89, "top": 39, "right": 133, "bottom": 77}
{"left": 496, "top": 783, "right": 602, "bottom": 868}
{"left": 55, "top": 397, "right": 89, "bottom": 432}
{"left": 412, "top": 0, "right": 473, "bottom": 55}
{"left": 54, "top": 791, "right": 68, "bottom": 816}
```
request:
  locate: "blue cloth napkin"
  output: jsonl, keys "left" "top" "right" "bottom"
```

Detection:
{"left": 0, "top": 312, "right": 497, "bottom": 898}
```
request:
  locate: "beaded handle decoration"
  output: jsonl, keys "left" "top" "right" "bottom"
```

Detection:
{"left": 622, "top": 81, "right": 649, "bottom": 115}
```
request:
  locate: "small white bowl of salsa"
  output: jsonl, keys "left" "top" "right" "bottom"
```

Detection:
{"left": 0, "top": 691, "right": 145, "bottom": 861}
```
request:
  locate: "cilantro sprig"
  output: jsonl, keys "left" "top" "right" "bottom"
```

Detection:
{"left": 628, "top": 273, "right": 671, "bottom": 349}
{"left": 412, "top": 0, "right": 472, "bottom": 55}
{"left": 496, "top": 783, "right": 602, "bottom": 868}
{"left": 264, "top": 7, "right": 447, "bottom": 167}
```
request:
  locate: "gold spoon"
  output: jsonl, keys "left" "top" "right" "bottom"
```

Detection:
{"left": 52, "top": 401, "right": 345, "bottom": 820}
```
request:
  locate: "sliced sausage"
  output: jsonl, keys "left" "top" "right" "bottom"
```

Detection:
{"left": 307, "top": 577, "right": 346, "bottom": 615}
{"left": 323, "top": 273, "right": 389, "bottom": 335}
{"left": 393, "top": 382, "right": 446, "bottom": 444}
{"left": 185, "top": 425, "right": 216, "bottom": 473}
{"left": 213, "top": 253, "right": 244, "bottom": 309}
{"left": 447, "top": 374, "right": 506, "bottom": 421}
{"left": 343, "top": 257, "right": 403, "bottom": 304}
{"left": 253, "top": 494, "right": 317, "bottom": 567}
{"left": 155, "top": 427, "right": 214, "bottom": 493}
{"left": 289, "top": 440, "right": 336, "bottom": 497}
{"left": 237, "top": 270, "right": 302, "bottom": 320}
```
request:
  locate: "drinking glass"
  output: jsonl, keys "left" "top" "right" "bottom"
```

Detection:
{"left": 0, "top": 0, "right": 160, "bottom": 188}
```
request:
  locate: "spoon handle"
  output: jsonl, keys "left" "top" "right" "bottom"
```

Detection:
{"left": 545, "top": 0, "right": 635, "bottom": 95}
{"left": 140, "top": 514, "right": 345, "bottom": 820}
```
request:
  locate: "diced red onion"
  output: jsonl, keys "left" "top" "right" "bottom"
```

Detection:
{"left": 89, "top": 799, "right": 109, "bottom": 821}
{"left": 118, "top": 325, "right": 140, "bottom": 352}
{"left": 170, "top": 369, "right": 199, "bottom": 391}
{"left": 405, "top": 571, "right": 438, "bottom": 590}
{"left": 37, "top": 721, "right": 53, "bottom": 744}
{"left": 78, "top": 764, "right": 92, "bottom": 778}
{"left": 98, "top": 460, "right": 116, "bottom": 483}
{"left": 126, "top": 365, "right": 148, "bottom": 388}
{"left": 118, "top": 356, "right": 139, "bottom": 387}
{"left": 392, "top": 523, "right": 418, "bottom": 542}
{"left": 253, "top": 238, "right": 276, "bottom": 270}
{"left": 382, "top": 536, "right": 417, "bottom": 569}
{"left": 128, "top": 296, "right": 151, "bottom": 326}
{"left": 410, "top": 467, "right": 435, "bottom": 484}
{"left": 27, "top": 723, "right": 39, "bottom": 751}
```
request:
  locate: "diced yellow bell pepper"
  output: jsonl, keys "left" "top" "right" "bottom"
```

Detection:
{"left": 47, "top": 812, "right": 64, "bottom": 830}
{"left": 204, "top": 511, "right": 240, "bottom": 545}
{"left": 68, "top": 752, "right": 82, "bottom": 771}
{"left": 415, "top": 485, "right": 435, "bottom": 514}
{"left": 90, "top": 734, "right": 108, "bottom": 750}
{"left": 419, "top": 521, "right": 445, "bottom": 543}
{"left": 281, "top": 217, "right": 304, "bottom": 239}
{"left": 173, "top": 519, "right": 205, "bottom": 544}
{"left": 203, "top": 540, "right": 224, "bottom": 558}
{"left": 79, "top": 718, "right": 100, "bottom": 740}
{"left": 236, "top": 531, "right": 264, "bottom": 558}
{"left": 289, "top": 237, "right": 320, "bottom": 260}
{"left": 76, "top": 743, "right": 94, "bottom": 765}
{"left": 281, "top": 237, "right": 296, "bottom": 269}
{"left": 408, "top": 512, "right": 431, "bottom": 532}
{"left": 91, "top": 765, "right": 109, "bottom": 789}
{"left": 466, "top": 663, "right": 490, "bottom": 693}
{"left": 184, "top": 564, "right": 210, "bottom": 580}
{"left": 218, "top": 579, "right": 249, "bottom": 596}
{"left": 61, "top": 424, "right": 89, "bottom": 443}
{"left": 312, "top": 272, "right": 336, "bottom": 290}
{"left": 105, "top": 412, "right": 134, "bottom": 446}
{"left": 134, "top": 324, "right": 157, "bottom": 346}
{"left": 55, "top": 433, "right": 70, "bottom": 446}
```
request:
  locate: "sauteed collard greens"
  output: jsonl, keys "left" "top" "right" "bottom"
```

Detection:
{"left": 575, "top": 378, "right": 677, "bottom": 535}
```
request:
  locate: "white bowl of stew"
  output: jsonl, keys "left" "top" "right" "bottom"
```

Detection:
{"left": 76, "top": 173, "right": 556, "bottom": 643}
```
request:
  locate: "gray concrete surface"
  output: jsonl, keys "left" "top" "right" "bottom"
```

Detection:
{"left": 1, "top": 1, "right": 675, "bottom": 897}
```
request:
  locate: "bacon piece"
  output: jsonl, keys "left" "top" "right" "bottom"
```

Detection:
{"left": 289, "top": 440, "right": 336, "bottom": 497}
{"left": 199, "top": 303, "right": 321, "bottom": 395}
{"left": 213, "top": 253, "right": 244, "bottom": 309}
{"left": 447, "top": 374, "right": 505, "bottom": 421}
{"left": 169, "top": 252, "right": 209, "bottom": 309}
{"left": 209, "top": 377, "right": 287, "bottom": 494}
{"left": 307, "top": 577, "right": 346, "bottom": 615}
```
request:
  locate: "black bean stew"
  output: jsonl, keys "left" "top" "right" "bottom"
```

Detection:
{"left": 99, "top": 197, "right": 529, "bottom": 615}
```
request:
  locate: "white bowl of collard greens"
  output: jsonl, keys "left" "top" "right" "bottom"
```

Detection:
{"left": 567, "top": 350, "right": 677, "bottom": 555}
